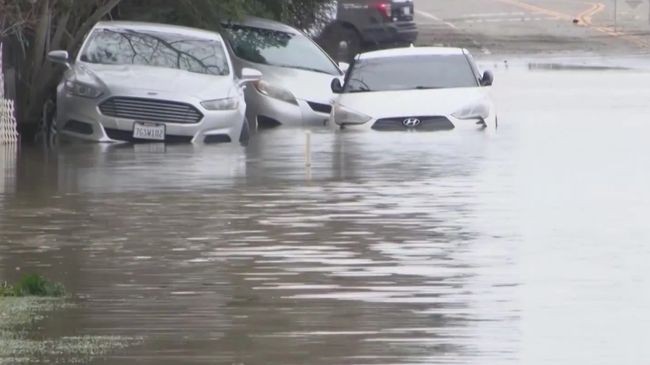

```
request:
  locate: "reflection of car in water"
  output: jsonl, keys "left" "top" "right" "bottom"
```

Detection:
{"left": 56, "top": 143, "right": 248, "bottom": 193}
{"left": 222, "top": 17, "right": 345, "bottom": 128}
{"left": 313, "top": 0, "right": 418, "bottom": 61}
{"left": 48, "top": 21, "right": 261, "bottom": 144}
{"left": 329, "top": 47, "right": 497, "bottom": 131}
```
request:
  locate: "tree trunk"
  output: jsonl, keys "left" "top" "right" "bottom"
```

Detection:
{"left": 17, "top": 0, "right": 122, "bottom": 140}
{"left": 22, "top": 0, "right": 52, "bottom": 132}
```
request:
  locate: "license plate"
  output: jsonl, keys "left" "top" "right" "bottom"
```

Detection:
{"left": 403, "top": 7, "right": 411, "bottom": 15}
{"left": 133, "top": 122, "right": 165, "bottom": 141}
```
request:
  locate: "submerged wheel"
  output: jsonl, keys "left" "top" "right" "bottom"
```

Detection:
{"left": 49, "top": 116, "right": 58, "bottom": 146}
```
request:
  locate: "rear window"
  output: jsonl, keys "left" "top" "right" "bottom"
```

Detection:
{"left": 344, "top": 54, "right": 479, "bottom": 93}
{"left": 224, "top": 25, "right": 339, "bottom": 75}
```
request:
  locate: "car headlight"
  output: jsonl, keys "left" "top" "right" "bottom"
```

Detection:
{"left": 201, "top": 97, "right": 240, "bottom": 111}
{"left": 64, "top": 80, "right": 103, "bottom": 98}
{"left": 255, "top": 80, "right": 298, "bottom": 105}
{"left": 333, "top": 104, "right": 372, "bottom": 125}
{"left": 452, "top": 101, "right": 491, "bottom": 120}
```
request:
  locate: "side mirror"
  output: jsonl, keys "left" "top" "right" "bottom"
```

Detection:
{"left": 331, "top": 78, "right": 344, "bottom": 94}
{"left": 480, "top": 70, "right": 494, "bottom": 87}
{"left": 239, "top": 68, "right": 262, "bottom": 85}
{"left": 47, "top": 50, "right": 71, "bottom": 68}
{"left": 338, "top": 62, "right": 350, "bottom": 74}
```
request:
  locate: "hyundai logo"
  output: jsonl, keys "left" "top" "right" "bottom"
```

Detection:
{"left": 402, "top": 118, "right": 422, "bottom": 128}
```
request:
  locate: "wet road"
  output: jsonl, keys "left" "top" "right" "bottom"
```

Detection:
{"left": 415, "top": 0, "right": 650, "bottom": 56}
{"left": 2, "top": 62, "right": 650, "bottom": 364}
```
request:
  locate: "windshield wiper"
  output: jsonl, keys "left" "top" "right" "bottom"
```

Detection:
{"left": 275, "top": 64, "right": 331, "bottom": 75}
{"left": 414, "top": 86, "right": 444, "bottom": 90}
{"left": 348, "top": 88, "right": 372, "bottom": 93}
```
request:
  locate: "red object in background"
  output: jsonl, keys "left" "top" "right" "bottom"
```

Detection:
{"left": 374, "top": 2, "right": 393, "bottom": 20}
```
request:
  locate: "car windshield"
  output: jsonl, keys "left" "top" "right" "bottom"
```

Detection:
{"left": 80, "top": 28, "right": 230, "bottom": 76}
{"left": 344, "top": 54, "right": 479, "bottom": 93}
{"left": 224, "top": 24, "right": 339, "bottom": 75}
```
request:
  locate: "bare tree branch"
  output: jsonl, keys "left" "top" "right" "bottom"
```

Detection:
{"left": 68, "top": 0, "right": 122, "bottom": 51}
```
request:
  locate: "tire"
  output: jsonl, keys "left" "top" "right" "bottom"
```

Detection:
{"left": 49, "top": 116, "right": 58, "bottom": 147}
{"left": 239, "top": 118, "right": 250, "bottom": 144}
{"left": 38, "top": 100, "right": 57, "bottom": 146}
{"left": 323, "top": 24, "right": 362, "bottom": 63}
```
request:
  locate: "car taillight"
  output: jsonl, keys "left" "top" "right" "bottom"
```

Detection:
{"left": 374, "top": 1, "right": 392, "bottom": 20}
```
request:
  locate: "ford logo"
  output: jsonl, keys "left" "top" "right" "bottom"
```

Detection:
{"left": 402, "top": 118, "right": 422, "bottom": 128}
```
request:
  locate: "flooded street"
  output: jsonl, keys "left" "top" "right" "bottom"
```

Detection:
{"left": 1, "top": 62, "right": 649, "bottom": 364}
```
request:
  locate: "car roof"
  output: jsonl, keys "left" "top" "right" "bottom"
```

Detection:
{"left": 222, "top": 16, "right": 300, "bottom": 34}
{"left": 358, "top": 47, "right": 468, "bottom": 60}
{"left": 93, "top": 21, "right": 224, "bottom": 40}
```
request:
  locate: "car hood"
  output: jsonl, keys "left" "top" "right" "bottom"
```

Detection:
{"left": 245, "top": 63, "right": 339, "bottom": 103}
{"left": 336, "top": 87, "right": 491, "bottom": 118}
{"left": 76, "top": 63, "right": 236, "bottom": 99}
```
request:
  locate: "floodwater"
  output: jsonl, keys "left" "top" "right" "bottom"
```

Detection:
{"left": 1, "top": 62, "right": 650, "bottom": 364}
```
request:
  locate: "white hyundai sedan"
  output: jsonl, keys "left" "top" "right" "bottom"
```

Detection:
{"left": 329, "top": 47, "right": 497, "bottom": 132}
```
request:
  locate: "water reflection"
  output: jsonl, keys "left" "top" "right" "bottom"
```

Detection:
{"left": 0, "top": 144, "right": 18, "bottom": 194}
{"left": 0, "top": 126, "right": 519, "bottom": 364}
{"left": 1, "top": 66, "right": 649, "bottom": 364}
{"left": 53, "top": 143, "right": 248, "bottom": 193}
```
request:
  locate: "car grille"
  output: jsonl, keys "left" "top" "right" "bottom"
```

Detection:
{"left": 204, "top": 134, "right": 232, "bottom": 144}
{"left": 63, "top": 120, "right": 94, "bottom": 135}
{"left": 257, "top": 115, "right": 282, "bottom": 129}
{"left": 99, "top": 97, "right": 203, "bottom": 124}
{"left": 307, "top": 101, "right": 332, "bottom": 114}
{"left": 372, "top": 116, "right": 455, "bottom": 131}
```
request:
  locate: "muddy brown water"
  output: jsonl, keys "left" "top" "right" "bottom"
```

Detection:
{"left": 1, "top": 64, "right": 650, "bottom": 364}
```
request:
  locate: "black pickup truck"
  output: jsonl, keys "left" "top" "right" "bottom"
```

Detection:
{"left": 315, "top": 0, "right": 418, "bottom": 61}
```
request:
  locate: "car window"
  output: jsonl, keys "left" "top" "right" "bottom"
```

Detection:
{"left": 79, "top": 28, "right": 230, "bottom": 76}
{"left": 224, "top": 25, "right": 339, "bottom": 75}
{"left": 344, "top": 54, "right": 479, "bottom": 93}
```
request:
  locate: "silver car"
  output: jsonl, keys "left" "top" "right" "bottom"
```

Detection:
{"left": 222, "top": 18, "right": 346, "bottom": 128}
{"left": 48, "top": 21, "right": 261, "bottom": 143}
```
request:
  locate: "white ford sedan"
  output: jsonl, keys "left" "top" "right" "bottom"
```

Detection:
{"left": 48, "top": 22, "right": 261, "bottom": 144}
{"left": 329, "top": 47, "right": 497, "bottom": 132}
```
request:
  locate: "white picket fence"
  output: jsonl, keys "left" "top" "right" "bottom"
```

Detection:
{"left": 0, "top": 41, "right": 3, "bottom": 99}
{"left": 0, "top": 99, "right": 19, "bottom": 144}
{"left": 0, "top": 42, "right": 19, "bottom": 144}
{"left": 0, "top": 143, "right": 17, "bottom": 194}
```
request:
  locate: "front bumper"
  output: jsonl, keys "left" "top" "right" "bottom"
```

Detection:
{"left": 245, "top": 87, "right": 332, "bottom": 128}
{"left": 337, "top": 114, "right": 497, "bottom": 132}
{"left": 56, "top": 92, "right": 245, "bottom": 143}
